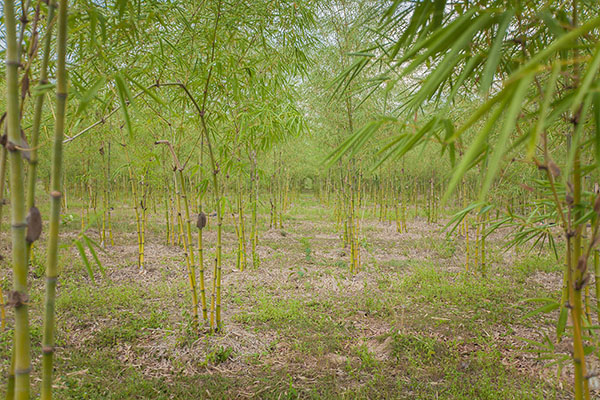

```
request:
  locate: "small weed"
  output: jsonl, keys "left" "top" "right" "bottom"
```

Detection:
{"left": 30, "top": 247, "right": 45, "bottom": 278}
{"left": 354, "top": 344, "right": 378, "bottom": 370}
{"left": 204, "top": 346, "right": 234, "bottom": 366}
{"left": 299, "top": 236, "right": 313, "bottom": 262}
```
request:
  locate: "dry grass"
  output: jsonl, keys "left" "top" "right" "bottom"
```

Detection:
{"left": 0, "top": 196, "right": 576, "bottom": 398}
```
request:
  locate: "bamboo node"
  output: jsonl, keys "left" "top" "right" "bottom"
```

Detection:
{"left": 5, "top": 140, "right": 18, "bottom": 152}
{"left": 575, "top": 274, "right": 590, "bottom": 290}
{"left": 50, "top": 190, "right": 62, "bottom": 198}
{"left": 7, "top": 291, "right": 29, "bottom": 308}
{"left": 14, "top": 367, "right": 32, "bottom": 375}
{"left": 577, "top": 257, "right": 587, "bottom": 273}
{"left": 42, "top": 346, "right": 55, "bottom": 354}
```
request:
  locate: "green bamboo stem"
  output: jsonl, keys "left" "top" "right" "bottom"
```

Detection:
{"left": 177, "top": 170, "right": 199, "bottom": 319}
{"left": 107, "top": 141, "right": 114, "bottom": 245}
{"left": 0, "top": 147, "right": 7, "bottom": 231}
{"left": 237, "top": 175, "right": 247, "bottom": 271}
{"left": 165, "top": 194, "right": 170, "bottom": 245}
{"left": 6, "top": 2, "right": 37, "bottom": 395}
{"left": 127, "top": 165, "right": 143, "bottom": 269}
{"left": 570, "top": 149, "right": 589, "bottom": 400}
{"left": 40, "top": 0, "right": 67, "bottom": 397}
{"left": 4, "top": 0, "right": 32, "bottom": 396}
{"left": 140, "top": 177, "right": 148, "bottom": 268}
{"left": 26, "top": 0, "right": 56, "bottom": 211}
{"left": 250, "top": 152, "right": 259, "bottom": 268}
{"left": 156, "top": 2, "right": 222, "bottom": 331}
{"left": 101, "top": 143, "right": 108, "bottom": 247}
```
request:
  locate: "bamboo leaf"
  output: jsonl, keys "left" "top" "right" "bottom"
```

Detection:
{"left": 479, "top": 73, "right": 535, "bottom": 202}
{"left": 374, "top": 118, "right": 436, "bottom": 169}
{"left": 557, "top": 306, "right": 568, "bottom": 340}
{"left": 521, "top": 298, "right": 560, "bottom": 320}
{"left": 528, "top": 62, "right": 561, "bottom": 159}
{"left": 565, "top": 94, "right": 592, "bottom": 183}
{"left": 84, "top": 235, "right": 106, "bottom": 278}
{"left": 571, "top": 39, "right": 600, "bottom": 114}
{"left": 594, "top": 91, "right": 600, "bottom": 165}
{"left": 324, "top": 116, "right": 396, "bottom": 167}
{"left": 539, "top": 10, "right": 566, "bottom": 38}
{"left": 76, "top": 76, "right": 106, "bottom": 115}
{"left": 442, "top": 98, "right": 507, "bottom": 205}
{"left": 124, "top": 72, "right": 165, "bottom": 106}
{"left": 480, "top": 9, "right": 514, "bottom": 94}
{"left": 396, "top": 7, "right": 480, "bottom": 72}
{"left": 74, "top": 240, "right": 96, "bottom": 285}
{"left": 115, "top": 74, "right": 133, "bottom": 138}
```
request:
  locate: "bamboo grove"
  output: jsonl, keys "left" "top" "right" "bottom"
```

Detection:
{"left": 1, "top": 0, "right": 600, "bottom": 398}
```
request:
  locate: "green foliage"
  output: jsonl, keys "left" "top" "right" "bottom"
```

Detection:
{"left": 204, "top": 346, "right": 234, "bottom": 366}
{"left": 299, "top": 236, "right": 313, "bottom": 262}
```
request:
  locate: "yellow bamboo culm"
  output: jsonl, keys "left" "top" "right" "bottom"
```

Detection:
{"left": 173, "top": 170, "right": 199, "bottom": 324}
{"left": 140, "top": 188, "right": 147, "bottom": 269}
{"left": 170, "top": 195, "right": 177, "bottom": 246}
{"left": 80, "top": 190, "right": 85, "bottom": 232}
{"left": 197, "top": 202, "right": 208, "bottom": 321}
{"left": 236, "top": 177, "right": 247, "bottom": 271}
{"left": 165, "top": 195, "right": 170, "bottom": 245}
{"left": 108, "top": 208, "right": 115, "bottom": 246}
{"left": 155, "top": 140, "right": 200, "bottom": 325}
{"left": 127, "top": 165, "right": 143, "bottom": 270}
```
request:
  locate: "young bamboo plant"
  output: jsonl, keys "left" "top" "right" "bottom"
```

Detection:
{"left": 155, "top": 140, "right": 201, "bottom": 326}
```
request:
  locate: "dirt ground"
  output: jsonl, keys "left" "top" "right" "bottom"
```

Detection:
{"left": 0, "top": 195, "right": 580, "bottom": 398}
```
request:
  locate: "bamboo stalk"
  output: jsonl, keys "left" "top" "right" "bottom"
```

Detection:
{"left": 0, "top": 147, "right": 7, "bottom": 232}
{"left": 239, "top": 188, "right": 247, "bottom": 271}
{"left": 26, "top": 0, "right": 56, "bottom": 213}
{"left": 107, "top": 141, "right": 114, "bottom": 245}
{"left": 4, "top": 0, "right": 33, "bottom": 396}
{"left": 250, "top": 152, "right": 260, "bottom": 268}
{"left": 197, "top": 199, "right": 207, "bottom": 321}
{"left": 570, "top": 147, "right": 589, "bottom": 400}
{"left": 156, "top": 141, "right": 200, "bottom": 324}
{"left": 165, "top": 194, "right": 170, "bottom": 245}
{"left": 40, "top": 0, "right": 67, "bottom": 397}
{"left": 127, "top": 164, "right": 143, "bottom": 270}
